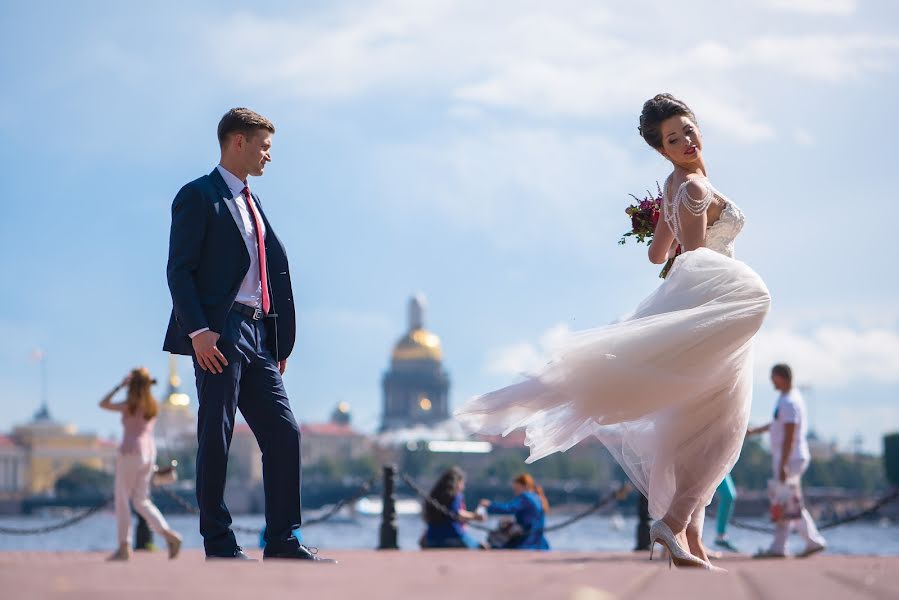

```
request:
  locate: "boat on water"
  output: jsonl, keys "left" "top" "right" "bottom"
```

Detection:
{"left": 355, "top": 496, "right": 422, "bottom": 517}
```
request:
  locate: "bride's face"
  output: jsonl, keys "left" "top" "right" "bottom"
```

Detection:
{"left": 659, "top": 115, "right": 703, "bottom": 167}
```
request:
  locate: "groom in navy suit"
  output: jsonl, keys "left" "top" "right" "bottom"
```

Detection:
{"left": 164, "top": 108, "right": 332, "bottom": 562}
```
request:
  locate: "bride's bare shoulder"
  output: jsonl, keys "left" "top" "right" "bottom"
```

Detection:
{"left": 684, "top": 180, "right": 708, "bottom": 200}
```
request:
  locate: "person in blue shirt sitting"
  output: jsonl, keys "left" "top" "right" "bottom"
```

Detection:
{"left": 479, "top": 473, "right": 550, "bottom": 550}
{"left": 421, "top": 466, "right": 485, "bottom": 549}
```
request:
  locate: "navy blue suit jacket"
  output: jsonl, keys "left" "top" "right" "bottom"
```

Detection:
{"left": 163, "top": 168, "right": 296, "bottom": 361}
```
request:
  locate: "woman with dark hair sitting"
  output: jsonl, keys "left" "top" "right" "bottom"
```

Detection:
{"left": 421, "top": 466, "right": 484, "bottom": 549}
{"left": 479, "top": 473, "right": 550, "bottom": 550}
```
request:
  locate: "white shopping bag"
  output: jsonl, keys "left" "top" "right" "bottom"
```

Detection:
{"left": 767, "top": 477, "right": 803, "bottom": 522}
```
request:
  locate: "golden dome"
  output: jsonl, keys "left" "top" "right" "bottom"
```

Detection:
{"left": 392, "top": 328, "right": 443, "bottom": 362}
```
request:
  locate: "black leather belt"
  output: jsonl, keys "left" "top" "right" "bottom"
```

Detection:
{"left": 231, "top": 302, "right": 276, "bottom": 320}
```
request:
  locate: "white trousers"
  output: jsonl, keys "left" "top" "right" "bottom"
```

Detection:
{"left": 114, "top": 453, "right": 173, "bottom": 545}
{"left": 769, "top": 458, "right": 826, "bottom": 554}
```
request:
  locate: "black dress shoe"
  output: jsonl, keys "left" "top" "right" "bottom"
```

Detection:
{"left": 263, "top": 544, "right": 337, "bottom": 563}
{"left": 206, "top": 547, "right": 257, "bottom": 561}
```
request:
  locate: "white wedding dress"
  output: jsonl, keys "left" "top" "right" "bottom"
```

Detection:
{"left": 456, "top": 176, "right": 771, "bottom": 530}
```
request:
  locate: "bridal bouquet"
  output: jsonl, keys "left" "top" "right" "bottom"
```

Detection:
{"left": 618, "top": 184, "right": 663, "bottom": 246}
{"left": 619, "top": 183, "right": 679, "bottom": 278}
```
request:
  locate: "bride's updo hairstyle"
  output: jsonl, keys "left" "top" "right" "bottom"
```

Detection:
{"left": 638, "top": 93, "right": 697, "bottom": 150}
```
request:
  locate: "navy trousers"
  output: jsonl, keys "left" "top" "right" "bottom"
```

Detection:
{"left": 193, "top": 309, "right": 302, "bottom": 555}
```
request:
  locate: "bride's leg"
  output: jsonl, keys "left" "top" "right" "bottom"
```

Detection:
{"left": 659, "top": 387, "right": 741, "bottom": 544}
{"left": 659, "top": 448, "right": 705, "bottom": 536}
{"left": 686, "top": 506, "right": 710, "bottom": 563}
{"left": 655, "top": 418, "right": 698, "bottom": 536}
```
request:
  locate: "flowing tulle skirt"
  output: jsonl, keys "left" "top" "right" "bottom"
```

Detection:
{"left": 456, "top": 248, "right": 771, "bottom": 528}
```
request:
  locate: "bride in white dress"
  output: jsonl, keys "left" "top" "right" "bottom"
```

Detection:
{"left": 456, "top": 94, "right": 771, "bottom": 569}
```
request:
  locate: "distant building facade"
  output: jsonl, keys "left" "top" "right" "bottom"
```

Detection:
{"left": 7, "top": 409, "right": 117, "bottom": 496}
{"left": 230, "top": 423, "right": 264, "bottom": 484}
{"left": 0, "top": 436, "right": 27, "bottom": 498}
{"left": 301, "top": 420, "right": 371, "bottom": 466}
{"left": 229, "top": 402, "right": 371, "bottom": 483}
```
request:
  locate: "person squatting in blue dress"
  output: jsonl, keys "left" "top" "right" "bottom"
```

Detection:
{"left": 479, "top": 473, "right": 550, "bottom": 550}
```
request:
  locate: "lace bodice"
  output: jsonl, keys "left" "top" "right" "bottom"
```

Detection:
{"left": 663, "top": 176, "right": 745, "bottom": 258}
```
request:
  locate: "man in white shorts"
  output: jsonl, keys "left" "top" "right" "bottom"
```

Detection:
{"left": 747, "top": 363, "right": 827, "bottom": 558}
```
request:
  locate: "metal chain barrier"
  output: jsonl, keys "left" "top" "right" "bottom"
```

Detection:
{"left": 0, "top": 496, "right": 113, "bottom": 535}
{"left": 727, "top": 518, "right": 777, "bottom": 534}
{"left": 155, "top": 486, "right": 200, "bottom": 514}
{"left": 303, "top": 476, "right": 378, "bottom": 527}
{"left": 3, "top": 476, "right": 894, "bottom": 539}
{"left": 401, "top": 469, "right": 898, "bottom": 537}
{"left": 155, "top": 477, "right": 379, "bottom": 535}
{"left": 399, "top": 471, "right": 625, "bottom": 534}
{"left": 544, "top": 484, "right": 629, "bottom": 533}
{"left": 728, "top": 488, "right": 899, "bottom": 534}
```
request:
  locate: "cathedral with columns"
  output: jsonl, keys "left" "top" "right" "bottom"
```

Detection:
{"left": 380, "top": 295, "right": 451, "bottom": 432}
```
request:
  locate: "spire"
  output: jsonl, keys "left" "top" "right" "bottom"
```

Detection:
{"left": 408, "top": 293, "right": 426, "bottom": 331}
{"left": 30, "top": 349, "right": 52, "bottom": 422}
{"left": 164, "top": 355, "right": 190, "bottom": 407}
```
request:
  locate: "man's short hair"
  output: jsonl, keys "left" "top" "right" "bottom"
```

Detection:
{"left": 771, "top": 363, "right": 792, "bottom": 382}
{"left": 217, "top": 108, "right": 275, "bottom": 147}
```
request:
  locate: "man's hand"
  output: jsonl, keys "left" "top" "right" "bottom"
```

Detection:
{"left": 746, "top": 423, "right": 771, "bottom": 438}
{"left": 278, "top": 359, "right": 288, "bottom": 375}
{"left": 778, "top": 463, "right": 787, "bottom": 483}
{"left": 192, "top": 331, "right": 228, "bottom": 374}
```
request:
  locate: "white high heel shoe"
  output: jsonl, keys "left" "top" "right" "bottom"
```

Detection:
{"left": 649, "top": 520, "right": 709, "bottom": 569}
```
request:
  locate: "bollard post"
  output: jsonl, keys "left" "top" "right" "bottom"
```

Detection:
{"left": 134, "top": 514, "right": 154, "bottom": 551}
{"left": 378, "top": 464, "right": 399, "bottom": 550}
{"left": 885, "top": 432, "right": 899, "bottom": 487}
{"left": 634, "top": 493, "right": 650, "bottom": 551}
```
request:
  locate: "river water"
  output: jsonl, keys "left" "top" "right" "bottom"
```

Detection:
{"left": 2, "top": 511, "right": 897, "bottom": 556}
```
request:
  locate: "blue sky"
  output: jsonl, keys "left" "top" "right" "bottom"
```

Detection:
{"left": 1, "top": 0, "right": 897, "bottom": 452}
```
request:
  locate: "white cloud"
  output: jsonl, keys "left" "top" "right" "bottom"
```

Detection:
{"left": 760, "top": 0, "right": 858, "bottom": 16}
{"left": 754, "top": 325, "right": 899, "bottom": 388}
{"left": 373, "top": 127, "right": 646, "bottom": 250}
{"left": 763, "top": 303, "right": 899, "bottom": 331}
{"left": 486, "top": 323, "right": 572, "bottom": 375}
{"left": 688, "top": 92, "right": 778, "bottom": 143}
{"left": 486, "top": 320, "right": 899, "bottom": 391}
{"left": 744, "top": 35, "right": 899, "bottom": 82}
{"left": 191, "top": 1, "right": 899, "bottom": 143}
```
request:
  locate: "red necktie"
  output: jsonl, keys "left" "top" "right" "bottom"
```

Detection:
{"left": 242, "top": 186, "right": 270, "bottom": 314}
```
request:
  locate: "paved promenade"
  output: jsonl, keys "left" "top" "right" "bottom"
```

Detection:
{"left": 1, "top": 550, "right": 896, "bottom": 600}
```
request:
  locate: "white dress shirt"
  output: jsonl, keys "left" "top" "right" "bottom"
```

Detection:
{"left": 189, "top": 165, "right": 267, "bottom": 338}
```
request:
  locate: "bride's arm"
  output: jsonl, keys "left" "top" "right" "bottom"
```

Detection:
{"left": 648, "top": 210, "right": 677, "bottom": 265}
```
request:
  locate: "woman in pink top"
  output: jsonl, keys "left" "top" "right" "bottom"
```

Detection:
{"left": 100, "top": 367, "right": 182, "bottom": 561}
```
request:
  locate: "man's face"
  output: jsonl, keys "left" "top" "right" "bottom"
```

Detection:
{"left": 771, "top": 373, "right": 788, "bottom": 391}
{"left": 239, "top": 130, "right": 272, "bottom": 177}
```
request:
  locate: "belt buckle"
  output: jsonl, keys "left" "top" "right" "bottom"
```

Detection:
{"left": 252, "top": 308, "right": 263, "bottom": 320}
